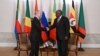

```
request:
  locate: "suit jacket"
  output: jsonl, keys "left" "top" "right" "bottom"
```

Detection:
{"left": 30, "top": 17, "right": 44, "bottom": 41}
{"left": 50, "top": 16, "right": 70, "bottom": 40}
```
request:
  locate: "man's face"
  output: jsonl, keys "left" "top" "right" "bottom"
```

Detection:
{"left": 56, "top": 11, "right": 61, "bottom": 18}
{"left": 36, "top": 11, "right": 41, "bottom": 19}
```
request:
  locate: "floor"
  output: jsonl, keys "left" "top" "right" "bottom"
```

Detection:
{"left": 0, "top": 48, "right": 100, "bottom": 56}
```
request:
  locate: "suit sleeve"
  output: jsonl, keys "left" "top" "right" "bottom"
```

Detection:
{"left": 64, "top": 17, "right": 70, "bottom": 37}
{"left": 50, "top": 19, "right": 56, "bottom": 30}
{"left": 33, "top": 18, "right": 46, "bottom": 31}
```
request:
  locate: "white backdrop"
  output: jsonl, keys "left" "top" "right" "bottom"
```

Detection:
{"left": 0, "top": 0, "right": 100, "bottom": 34}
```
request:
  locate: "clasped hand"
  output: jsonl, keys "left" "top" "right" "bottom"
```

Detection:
{"left": 46, "top": 27, "right": 49, "bottom": 31}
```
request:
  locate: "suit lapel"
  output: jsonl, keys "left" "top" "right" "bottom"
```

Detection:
{"left": 57, "top": 17, "right": 62, "bottom": 25}
{"left": 35, "top": 17, "right": 41, "bottom": 26}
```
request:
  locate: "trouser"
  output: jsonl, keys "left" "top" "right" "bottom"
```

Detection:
{"left": 57, "top": 40, "right": 68, "bottom": 56}
{"left": 30, "top": 41, "right": 39, "bottom": 56}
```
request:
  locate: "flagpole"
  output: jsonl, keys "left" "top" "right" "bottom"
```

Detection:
{"left": 77, "top": 0, "right": 85, "bottom": 51}
{"left": 14, "top": 0, "right": 19, "bottom": 50}
{"left": 70, "top": 0, "right": 85, "bottom": 52}
{"left": 58, "top": 0, "right": 61, "bottom": 10}
{"left": 78, "top": 43, "right": 84, "bottom": 51}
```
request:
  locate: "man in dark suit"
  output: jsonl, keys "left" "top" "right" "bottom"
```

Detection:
{"left": 50, "top": 10, "right": 70, "bottom": 56}
{"left": 29, "top": 12, "right": 45, "bottom": 56}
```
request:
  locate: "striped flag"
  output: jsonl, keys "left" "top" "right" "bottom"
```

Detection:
{"left": 50, "top": 0, "right": 56, "bottom": 25}
{"left": 35, "top": 0, "right": 38, "bottom": 13}
{"left": 62, "top": 0, "right": 66, "bottom": 16}
{"left": 41, "top": 11, "right": 48, "bottom": 42}
{"left": 15, "top": 0, "right": 22, "bottom": 40}
{"left": 35, "top": 0, "right": 48, "bottom": 42}
{"left": 24, "top": 0, "right": 31, "bottom": 32}
{"left": 78, "top": 0, "right": 86, "bottom": 43}
{"left": 58, "top": 0, "right": 61, "bottom": 10}
{"left": 69, "top": 0, "right": 77, "bottom": 33}
{"left": 50, "top": 0, "right": 56, "bottom": 41}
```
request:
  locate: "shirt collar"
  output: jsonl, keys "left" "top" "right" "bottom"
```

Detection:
{"left": 35, "top": 15, "right": 40, "bottom": 20}
{"left": 58, "top": 15, "right": 62, "bottom": 19}
{"left": 58, "top": 15, "right": 62, "bottom": 20}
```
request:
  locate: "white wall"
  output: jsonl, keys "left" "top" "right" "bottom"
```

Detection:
{"left": 83, "top": 0, "right": 100, "bottom": 34}
{"left": 0, "top": 0, "right": 16, "bottom": 32}
{"left": 0, "top": 0, "right": 100, "bottom": 47}
{"left": 0, "top": 0, "right": 100, "bottom": 33}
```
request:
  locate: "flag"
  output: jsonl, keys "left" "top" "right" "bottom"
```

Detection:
{"left": 24, "top": 0, "right": 31, "bottom": 32}
{"left": 50, "top": 0, "right": 56, "bottom": 41}
{"left": 62, "top": 0, "right": 66, "bottom": 16}
{"left": 35, "top": 0, "right": 38, "bottom": 13}
{"left": 51, "top": 0, "right": 56, "bottom": 25}
{"left": 34, "top": 0, "right": 48, "bottom": 42}
{"left": 58, "top": 0, "right": 61, "bottom": 10}
{"left": 41, "top": 12, "right": 48, "bottom": 27}
{"left": 15, "top": 0, "right": 22, "bottom": 40}
{"left": 78, "top": 0, "right": 86, "bottom": 43}
{"left": 50, "top": 28, "right": 56, "bottom": 41}
{"left": 69, "top": 0, "right": 77, "bottom": 33}
{"left": 41, "top": 11, "right": 48, "bottom": 42}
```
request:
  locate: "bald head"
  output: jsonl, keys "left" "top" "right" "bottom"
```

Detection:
{"left": 35, "top": 11, "right": 42, "bottom": 19}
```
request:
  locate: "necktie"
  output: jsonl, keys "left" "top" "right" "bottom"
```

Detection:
{"left": 40, "top": 21, "right": 43, "bottom": 27}
{"left": 57, "top": 18, "right": 61, "bottom": 23}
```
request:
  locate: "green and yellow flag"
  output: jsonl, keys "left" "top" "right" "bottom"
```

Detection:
{"left": 24, "top": 0, "right": 31, "bottom": 32}
{"left": 51, "top": 0, "right": 56, "bottom": 25}
{"left": 50, "top": 0, "right": 56, "bottom": 41}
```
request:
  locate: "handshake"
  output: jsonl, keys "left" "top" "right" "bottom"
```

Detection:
{"left": 46, "top": 27, "right": 50, "bottom": 31}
